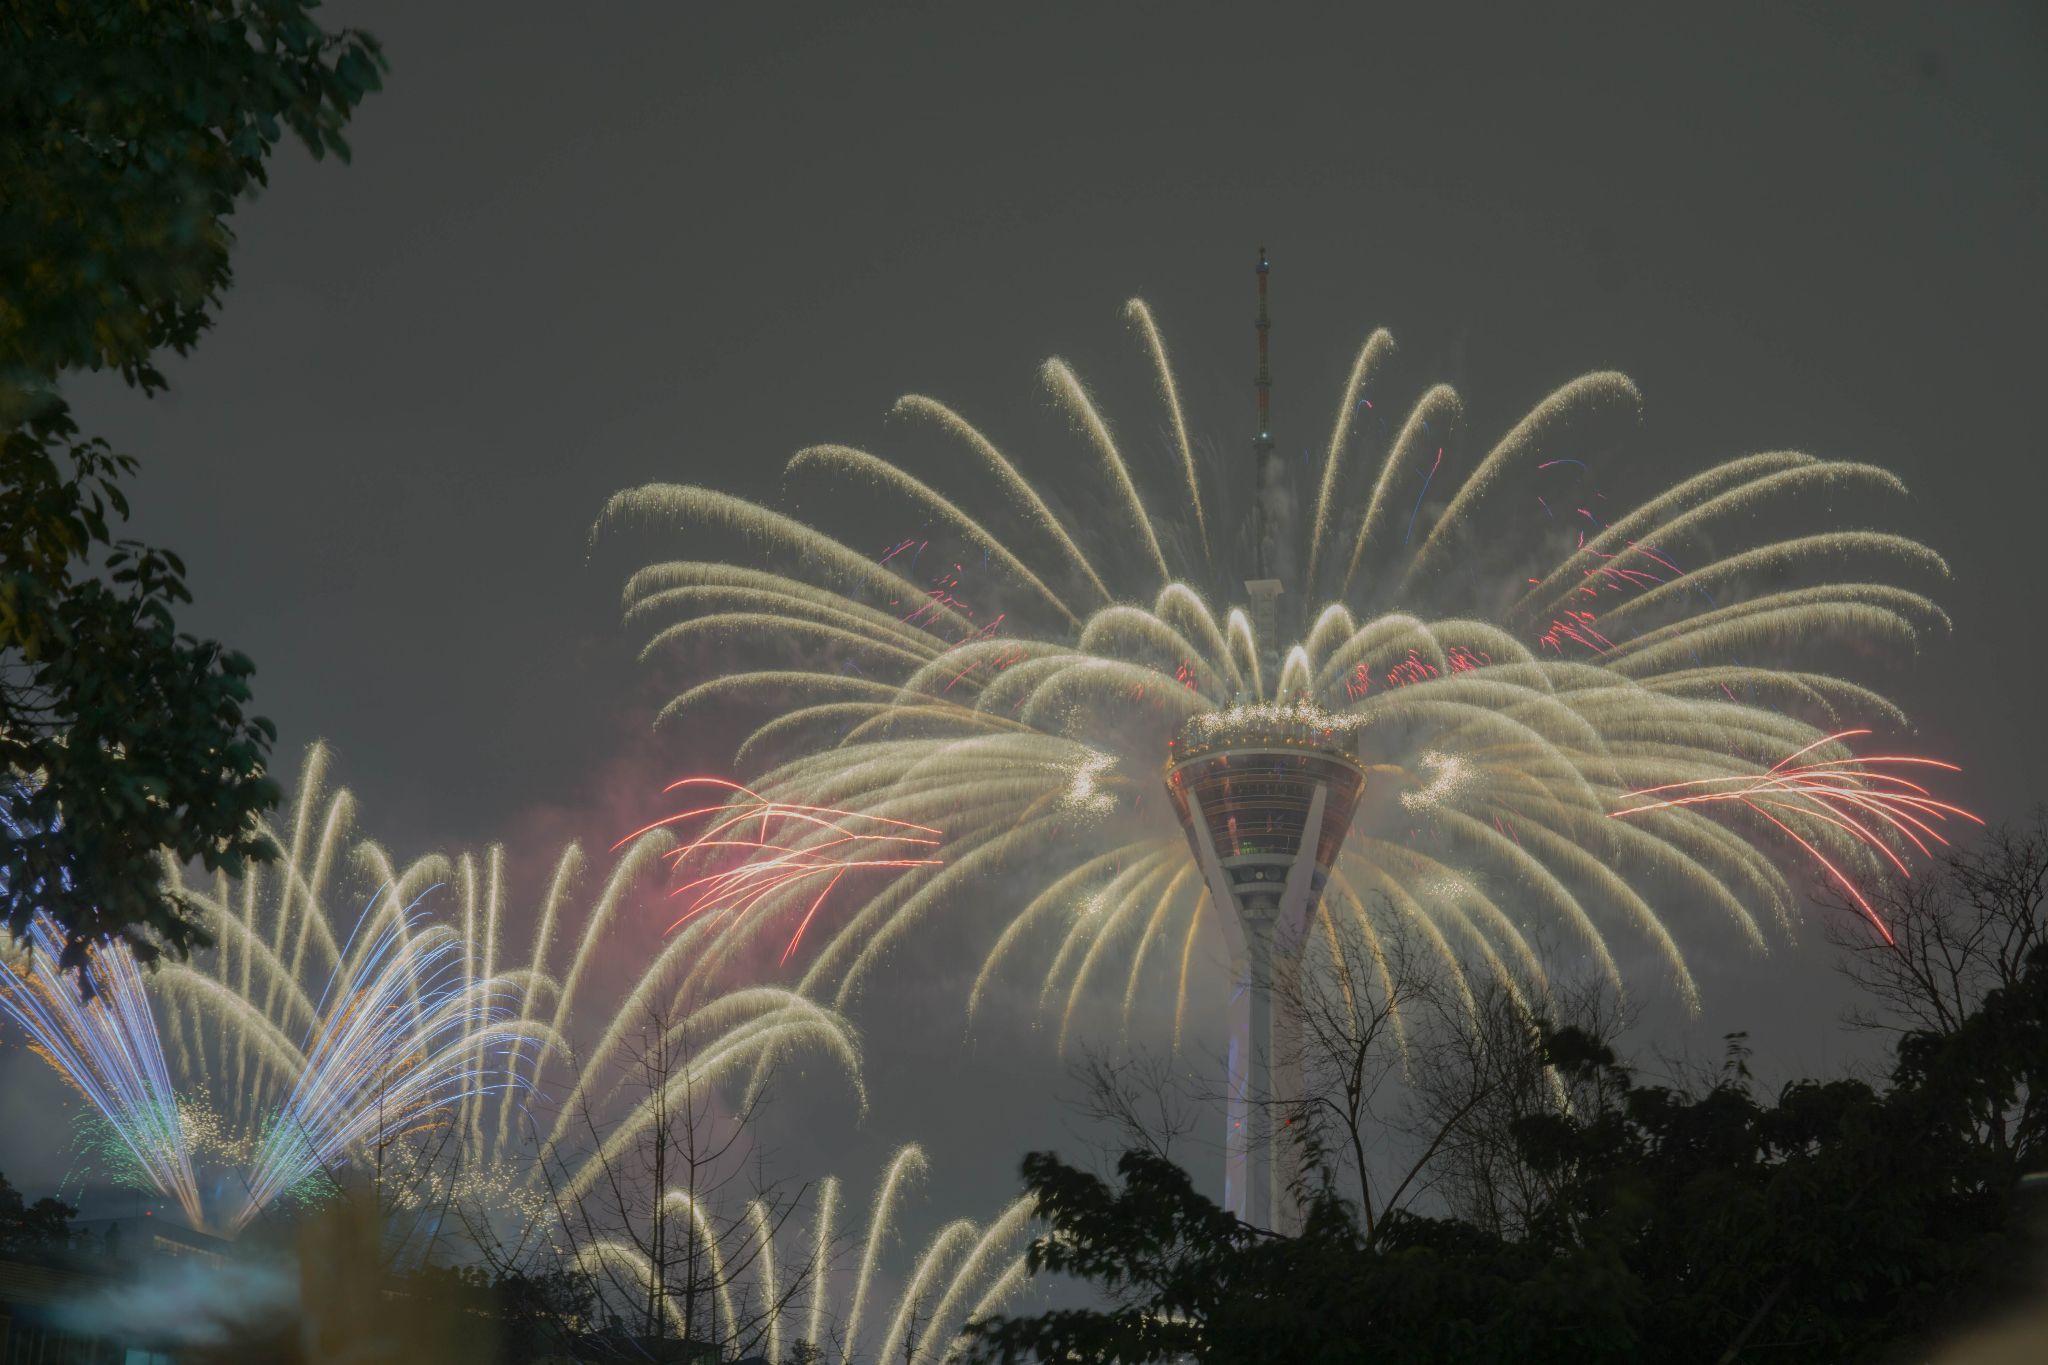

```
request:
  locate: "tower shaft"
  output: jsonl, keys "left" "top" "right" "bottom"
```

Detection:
{"left": 1166, "top": 712, "right": 1367, "bottom": 1231}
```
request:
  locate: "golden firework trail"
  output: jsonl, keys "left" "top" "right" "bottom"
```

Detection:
{"left": 578, "top": 1143, "right": 1036, "bottom": 1364}
{"left": 596, "top": 290, "right": 1967, "bottom": 1037}
{"left": 0, "top": 749, "right": 868, "bottom": 1231}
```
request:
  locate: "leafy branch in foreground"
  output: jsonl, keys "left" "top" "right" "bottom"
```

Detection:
{"left": 1, "top": 1, "right": 384, "bottom": 979}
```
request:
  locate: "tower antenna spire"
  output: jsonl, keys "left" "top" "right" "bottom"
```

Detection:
{"left": 1246, "top": 246, "right": 1284, "bottom": 668}
{"left": 1253, "top": 245, "right": 1275, "bottom": 577}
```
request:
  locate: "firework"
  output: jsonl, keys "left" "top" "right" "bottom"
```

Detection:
{"left": 0, "top": 913, "right": 203, "bottom": 1227}
{"left": 576, "top": 1143, "right": 1036, "bottom": 1364}
{"left": 1611, "top": 729, "right": 1982, "bottom": 941}
{"left": 622, "top": 777, "right": 943, "bottom": 966}
{"left": 149, "top": 748, "right": 867, "bottom": 1223}
{"left": 233, "top": 902, "right": 540, "bottom": 1229}
{"left": 595, "top": 291, "right": 1962, "bottom": 1039}
{"left": 0, "top": 806, "right": 203, "bottom": 1225}
{"left": 827, "top": 1146, "right": 1037, "bottom": 1363}
{"left": 2, "top": 811, "right": 561, "bottom": 1233}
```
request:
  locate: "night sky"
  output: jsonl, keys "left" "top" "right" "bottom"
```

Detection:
{"left": 7, "top": 0, "right": 2047, "bottom": 1253}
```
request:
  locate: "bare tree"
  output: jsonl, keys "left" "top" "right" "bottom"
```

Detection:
{"left": 1403, "top": 970, "right": 1630, "bottom": 1239}
{"left": 1823, "top": 814, "right": 2047, "bottom": 1181}
{"left": 1067, "top": 1046, "right": 1205, "bottom": 1163}
{"left": 1067, "top": 911, "right": 1455, "bottom": 1235}
{"left": 363, "top": 1059, "right": 472, "bottom": 1270}
{"left": 894, "top": 1289, "right": 931, "bottom": 1365}
{"left": 1271, "top": 906, "right": 1629, "bottom": 1241}
{"left": 1066, "top": 904, "right": 1632, "bottom": 1247}
{"left": 1268, "top": 915, "right": 1440, "bottom": 1238}
{"left": 586, "top": 997, "right": 808, "bottom": 1355}
{"left": 469, "top": 997, "right": 815, "bottom": 1361}
{"left": 1825, "top": 815, "right": 2047, "bottom": 1036}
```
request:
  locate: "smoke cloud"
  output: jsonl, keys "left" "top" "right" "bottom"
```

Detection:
{"left": 56, "top": 1255, "right": 298, "bottom": 1350}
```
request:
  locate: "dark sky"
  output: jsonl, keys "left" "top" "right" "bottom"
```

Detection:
{"left": 9, "top": 0, "right": 2047, "bottom": 1254}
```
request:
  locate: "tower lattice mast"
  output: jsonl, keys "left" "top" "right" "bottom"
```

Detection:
{"left": 1254, "top": 243, "right": 1275, "bottom": 569}
{"left": 1247, "top": 245, "right": 1284, "bottom": 677}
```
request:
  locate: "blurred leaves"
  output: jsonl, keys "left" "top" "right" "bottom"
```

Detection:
{"left": 2, "top": 0, "right": 385, "bottom": 409}
{"left": 1, "top": 2, "right": 383, "bottom": 982}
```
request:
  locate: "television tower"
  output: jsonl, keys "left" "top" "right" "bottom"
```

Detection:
{"left": 1165, "top": 710, "right": 1366, "bottom": 1230}
{"left": 1162, "top": 249, "right": 1367, "bottom": 1231}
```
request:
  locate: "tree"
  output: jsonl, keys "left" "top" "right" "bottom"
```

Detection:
{"left": 969, "top": 933, "right": 2048, "bottom": 1363}
{"left": 476, "top": 999, "right": 814, "bottom": 1360}
{"left": 1824, "top": 814, "right": 2046, "bottom": 1191}
{"left": 1, "top": 0, "right": 384, "bottom": 980}
{"left": 0, "top": 1169, "right": 76, "bottom": 1255}
{"left": 1070, "top": 916, "right": 1622, "bottom": 1244}
{"left": 1401, "top": 971, "right": 1630, "bottom": 1240}
{"left": 1068, "top": 1046, "right": 1205, "bottom": 1163}
{"left": 1827, "top": 815, "right": 2046, "bottom": 1037}
{"left": 1268, "top": 915, "right": 1471, "bottom": 1239}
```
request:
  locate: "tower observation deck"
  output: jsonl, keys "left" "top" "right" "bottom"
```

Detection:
{"left": 1165, "top": 706, "right": 1367, "bottom": 1229}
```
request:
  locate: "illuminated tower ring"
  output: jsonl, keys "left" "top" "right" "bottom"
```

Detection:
{"left": 1165, "top": 705, "right": 1366, "bottom": 1229}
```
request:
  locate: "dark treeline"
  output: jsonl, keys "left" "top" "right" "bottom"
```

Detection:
{"left": 7, "top": 831, "right": 2037, "bottom": 1362}
{"left": 968, "top": 823, "right": 2048, "bottom": 1364}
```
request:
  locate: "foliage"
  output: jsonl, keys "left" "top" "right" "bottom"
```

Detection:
{"left": 1, "top": 0, "right": 384, "bottom": 405}
{"left": 1825, "top": 816, "right": 2047, "bottom": 1183}
{"left": 0, "top": 1, "right": 383, "bottom": 980}
{"left": 0, "top": 1169, "right": 77, "bottom": 1255}
{"left": 968, "top": 947, "right": 2048, "bottom": 1364}
{"left": 387, "top": 1263, "right": 596, "bottom": 1365}
{"left": 481, "top": 1265, "right": 600, "bottom": 1365}
{"left": 1, "top": 426, "right": 280, "bottom": 974}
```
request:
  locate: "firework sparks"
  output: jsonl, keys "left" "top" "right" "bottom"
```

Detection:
{"left": 568, "top": 1145, "right": 1036, "bottom": 1364}
{"left": 234, "top": 901, "right": 540, "bottom": 1229}
{"left": 1401, "top": 752, "right": 1474, "bottom": 812}
{"left": 1061, "top": 751, "right": 1120, "bottom": 817}
{"left": 624, "top": 777, "right": 943, "bottom": 966}
{"left": 1610, "top": 730, "right": 1981, "bottom": 942}
{"left": 0, "top": 914, "right": 203, "bottom": 1228}
{"left": 148, "top": 750, "right": 869, "bottom": 1230}
{"left": 597, "top": 290, "right": 1960, "bottom": 1038}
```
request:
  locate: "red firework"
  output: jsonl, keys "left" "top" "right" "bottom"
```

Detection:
{"left": 618, "top": 778, "right": 943, "bottom": 964}
{"left": 1609, "top": 730, "right": 1981, "bottom": 943}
